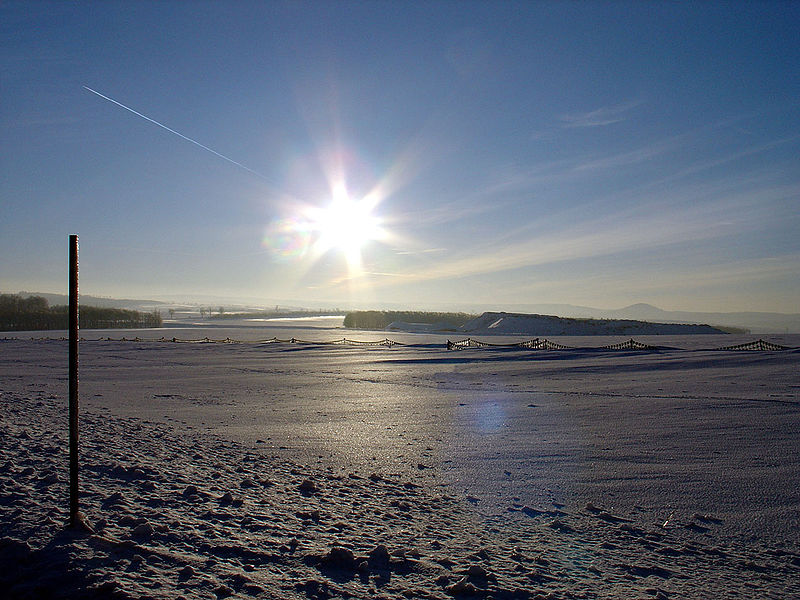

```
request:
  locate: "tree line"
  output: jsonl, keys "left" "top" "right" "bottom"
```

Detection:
{"left": 0, "top": 294, "right": 162, "bottom": 331}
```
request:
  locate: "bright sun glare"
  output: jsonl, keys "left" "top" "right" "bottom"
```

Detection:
{"left": 308, "top": 185, "right": 384, "bottom": 271}
{"left": 263, "top": 180, "right": 392, "bottom": 282}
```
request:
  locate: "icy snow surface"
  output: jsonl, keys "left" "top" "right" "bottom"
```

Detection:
{"left": 1, "top": 327, "right": 799, "bottom": 599}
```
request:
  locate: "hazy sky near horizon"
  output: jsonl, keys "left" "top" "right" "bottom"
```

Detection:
{"left": 2, "top": 1, "right": 799, "bottom": 312}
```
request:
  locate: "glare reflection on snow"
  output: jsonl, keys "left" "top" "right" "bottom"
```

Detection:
{"left": 470, "top": 398, "right": 506, "bottom": 433}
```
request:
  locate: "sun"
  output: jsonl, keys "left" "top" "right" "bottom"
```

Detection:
{"left": 263, "top": 182, "right": 391, "bottom": 280}
{"left": 308, "top": 186, "right": 384, "bottom": 271}
{"left": 314, "top": 198, "right": 380, "bottom": 254}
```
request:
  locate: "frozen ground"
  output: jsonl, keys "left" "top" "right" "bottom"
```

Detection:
{"left": 1, "top": 325, "right": 799, "bottom": 599}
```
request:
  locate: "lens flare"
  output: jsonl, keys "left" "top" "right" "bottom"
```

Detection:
{"left": 261, "top": 218, "right": 313, "bottom": 260}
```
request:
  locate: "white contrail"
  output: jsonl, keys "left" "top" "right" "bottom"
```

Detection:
{"left": 83, "top": 86, "right": 271, "bottom": 181}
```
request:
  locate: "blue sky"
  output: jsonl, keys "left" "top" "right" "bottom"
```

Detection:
{"left": 2, "top": 1, "right": 798, "bottom": 312}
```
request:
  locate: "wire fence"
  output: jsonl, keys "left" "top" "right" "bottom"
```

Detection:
{"left": 600, "top": 339, "right": 661, "bottom": 351}
{"left": 445, "top": 337, "right": 795, "bottom": 352}
{"left": 713, "top": 339, "right": 793, "bottom": 351}
{"left": 1, "top": 335, "right": 796, "bottom": 352}
{"left": 446, "top": 337, "right": 573, "bottom": 350}
{"left": 0, "top": 335, "right": 404, "bottom": 347}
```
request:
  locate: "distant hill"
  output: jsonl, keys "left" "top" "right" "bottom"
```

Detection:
{"left": 343, "top": 310, "right": 727, "bottom": 335}
{"left": 485, "top": 303, "right": 799, "bottom": 333}
{"left": 459, "top": 312, "right": 726, "bottom": 336}
{"left": 608, "top": 303, "right": 799, "bottom": 334}
{"left": 343, "top": 311, "right": 476, "bottom": 330}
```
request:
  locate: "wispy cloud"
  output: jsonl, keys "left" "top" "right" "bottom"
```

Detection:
{"left": 572, "top": 133, "right": 684, "bottom": 171}
{"left": 349, "top": 211, "right": 728, "bottom": 290}
{"left": 504, "top": 253, "right": 800, "bottom": 296}
{"left": 390, "top": 197, "right": 512, "bottom": 228}
{"left": 559, "top": 99, "right": 642, "bottom": 128}
{"left": 394, "top": 248, "right": 446, "bottom": 256}
{"left": 344, "top": 174, "right": 797, "bottom": 293}
{"left": 485, "top": 252, "right": 800, "bottom": 313}
{"left": 310, "top": 112, "right": 799, "bottom": 302}
{"left": 374, "top": 130, "right": 799, "bottom": 278}
{"left": 658, "top": 135, "right": 800, "bottom": 182}
{"left": 636, "top": 255, "right": 800, "bottom": 292}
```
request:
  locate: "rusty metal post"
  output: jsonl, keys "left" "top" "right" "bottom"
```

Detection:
{"left": 69, "top": 234, "right": 79, "bottom": 526}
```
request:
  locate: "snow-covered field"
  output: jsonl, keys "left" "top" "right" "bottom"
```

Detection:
{"left": 1, "top": 326, "right": 799, "bottom": 599}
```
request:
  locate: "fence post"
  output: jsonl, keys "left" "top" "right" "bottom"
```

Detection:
{"left": 69, "top": 234, "right": 79, "bottom": 527}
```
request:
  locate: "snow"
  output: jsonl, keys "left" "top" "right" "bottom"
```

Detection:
{"left": 488, "top": 318, "right": 504, "bottom": 329}
{"left": 1, "top": 328, "right": 799, "bottom": 598}
{"left": 460, "top": 312, "right": 726, "bottom": 336}
{"left": 385, "top": 321, "right": 455, "bottom": 333}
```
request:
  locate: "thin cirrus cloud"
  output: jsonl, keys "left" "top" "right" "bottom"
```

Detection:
{"left": 493, "top": 253, "right": 800, "bottom": 307}
{"left": 569, "top": 116, "right": 754, "bottom": 173}
{"left": 357, "top": 128, "right": 798, "bottom": 292}
{"left": 572, "top": 133, "right": 685, "bottom": 171}
{"left": 466, "top": 122, "right": 710, "bottom": 199}
{"left": 347, "top": 203, "right": 742, "bottom": 291}
{"left": 476, "top": 119, "right": 798, "bottom": 215}
{"left": 351, "top": 165, "right": 796, "bottom": 295}
{"left": 558, "top": 99, "right": 643, "bottom": 128}
{"left": 391, "top": 196, "right": 515, "bottom": 228}
{"left": 633, "top": 255, "right": 800, "bottom": 292}
{"left": 657, "top": 135, "right": 800, "bottom": 182}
